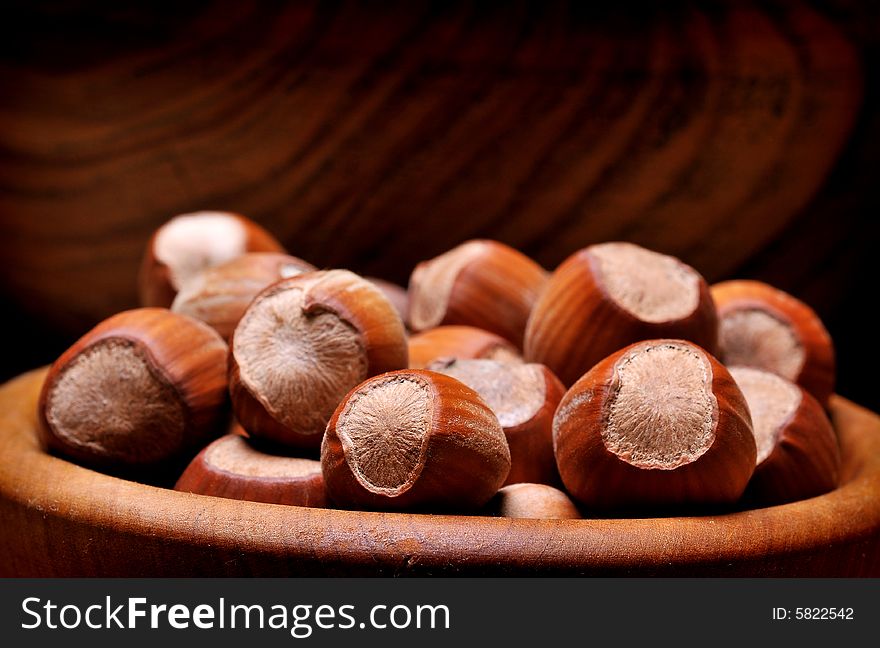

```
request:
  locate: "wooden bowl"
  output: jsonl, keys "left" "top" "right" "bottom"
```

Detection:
{"left": 1, "top": 368, "right": 878, "bottom": 576}
{"left": 0, "top": 2, "right": 864, "bottom": 336}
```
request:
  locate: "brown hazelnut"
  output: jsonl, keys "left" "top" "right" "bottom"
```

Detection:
{"left": 525, "top": 242, "right": 718, "bottom": 386}
{"left": 321, "top": 369, "right": 511, "bottom": 511}
{"left": 425, "top": 358, "right": 564, "bottom": 486}
{"left": 229, "top": 270, "right": 408, "bottom": 449}
{"left": 170, "top": 252, "right": 316, "bottom": 341}
{"left": 712, "top": 280, "right": 835, "bottom": 407}
{"left": 729, "top": 366, "right": 840, "bottom": 506}
{"left": 38, "top": 308, "right": 229, "bottom": 479}
{"left": 553, "top": 339, "right": 756, "bottom": 511}
{"left": 139, "top": 211, "right": 285, "bottom": 308}
{"left": 365, "top": 277, "right": 410, "bottom": 325}
{"left": 407, "top": 240, "right": 548, "bottom": 348}
{"left": 175, "top": 434, "right": 327, "bottom": 507}
{"left": 408, "top": 325, "right": 522, "bottom": 369}
{"left": 485, "top": 483, "right": 581, "bottom": 520}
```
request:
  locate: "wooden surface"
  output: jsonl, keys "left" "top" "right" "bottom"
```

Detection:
{"left": 0, "top": 3, "right": 863, "bottom": 306}
{"left": 1, "top": 367, "right": 878, "bottom": 576}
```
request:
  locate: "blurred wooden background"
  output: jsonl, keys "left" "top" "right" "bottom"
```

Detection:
{"left": 1, "top": 1, "right": 877, "bottom": 410}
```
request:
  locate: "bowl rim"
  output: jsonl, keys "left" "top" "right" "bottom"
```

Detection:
{"left": 2, "top": 367, "right": 879, "bottom": 576}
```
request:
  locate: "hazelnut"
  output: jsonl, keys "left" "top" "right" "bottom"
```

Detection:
{"left": 321, "top": 369, "right": 511, "bottom": 511}
{"left": 712, "top": 280, "right": 835, "bottom": 407}
{"left": 139, "top": 211, "right": 285, "bottom": 307}
{"left": 525, "top": 242, "right": 718, "bottom": 386}
{"left": 729, "top": 366, "right": 840, "bottom": 506}
{"left": 408, "top": 325, "right": 522, "bottom": 369}
{"left": 426, "top": 358, "right": 564, "bottom": 486}
{"left": 553, "top": 339, "right": 756, "bottom": 511}
{"left": 38, "top": 308, "right": 229, "bottom": 479}
{"left": 407, "top": 240, "right": 548, "bottom": 347}
{"left": 365, "top": 277, "right": 410, "bottom": 325}
{"left": 175, "top": 434, "right": 327, "bottom": 507}
{"left": 170, "top": 252, "right": 316, "bottom": 341}
{"left": 486, "top": 483, "right": 581, "bottom": 520}
{"left": 229, "top": 270, "right": 408, "bottom": 449}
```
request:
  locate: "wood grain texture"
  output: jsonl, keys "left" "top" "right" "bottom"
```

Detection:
{"left": 0, "top": 2, "right": 862, "bottom": 328}
{"left": 1, "top": 367, "right": 878, "bottom": 576}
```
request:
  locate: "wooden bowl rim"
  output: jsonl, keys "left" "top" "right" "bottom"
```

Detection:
{"left": 2, "top": 367, "right": 879, "bottom": 575}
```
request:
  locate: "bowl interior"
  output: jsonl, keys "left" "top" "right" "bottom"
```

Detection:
{"left": 1, "top": 367, "right": 879, "bottom": 576}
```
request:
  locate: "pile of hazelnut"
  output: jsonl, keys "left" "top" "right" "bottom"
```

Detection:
{"left": 37, "top": 211, "right": 840, "bottom": 520}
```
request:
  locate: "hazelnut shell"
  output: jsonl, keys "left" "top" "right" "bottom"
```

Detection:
{"left": 408, "top": 325, "right": 521, "bottom": 369}
{"left": 170, "top": 252, "right": 316, "bottom": 341}
{"left": 321, "top": 369, "right": 511, "bottom": 512}
{"left": 229, "top": 270, "right": 408, "bottom": 449}
{"left": 175, "top": 434, "right": 327, "bottom": 507}
{"left": 407, "top": 239, "right": 548, "bottom": 348}
{"left": 38, "top": 308, "right": 229, "bottom": 480}
{"left": 553, "top": 339, "right": 756, "bottom": 511}
{"left": 730, "top": 366, "right": 841, "bottom": 507}
{"left": 139, "top": 211, "right": 285, "bottom": 308}
{"left": 713, "top": 279, "right": 835, "bottom": 407}
{"left": 486, "top": 483, "right": 581, "bottom": 520}
{"left": 525, "top": 244, "right": 718, "bottom": 386}
{"left": 426, "top": 358, "right": 564, "bottom": 486}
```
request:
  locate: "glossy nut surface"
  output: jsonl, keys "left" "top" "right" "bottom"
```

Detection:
{"left": 526, "top": 242, "right": 718, "bottom": 386}
{"left": 171, "top": 252, "right": 316, "bottom": 341}
{"left": 713, "top": 280, "right": 835, "bottom": 407}
{"left": 38, "top": 308, "right": 229, "bottom": 480}
{"left": 730, "top": 366, "right": 840, "bottom": 506}
{"left": 322, "top": 370, "right": 510, "bottom": 511}
{"left": 408, "top": 239, "right": 548, "bottom": 348}
{"left": 175, "top": 434, "right": 327, "bottom": 507}
{"left": 408, "top": 325, "right": 521, "bottom": 369}
{"left": 139, "top": 211, "right": 285, "bottom": 308}
{"left": 229, "top": 270, "right": 408, "bottom": 449}
{"left": 553, "top": 339, "right": 756, "bottom": 511}
{"left": 426, "top": 358, "right": 564, "bottom": 486}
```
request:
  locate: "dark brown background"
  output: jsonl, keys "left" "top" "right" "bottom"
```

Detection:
{"left": 1, "top": 1, "right": 877, "bottom": 410}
